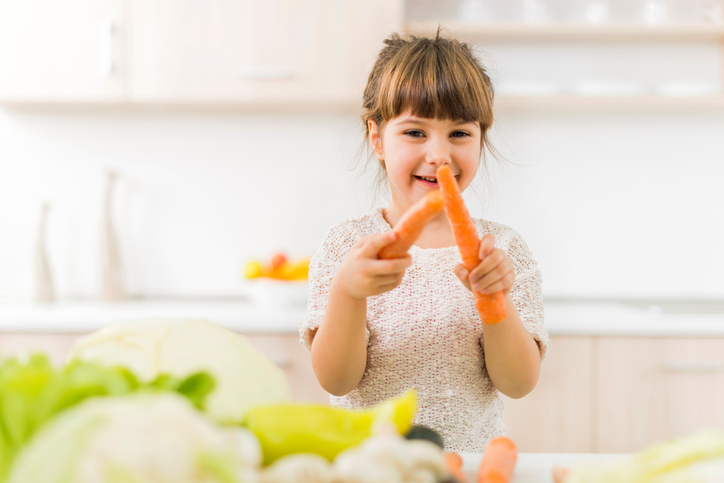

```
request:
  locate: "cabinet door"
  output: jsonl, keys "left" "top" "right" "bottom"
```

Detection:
{"left": 596, "top": 337, "right": 724, "bottom": 453}
{"left": 0, "top": 333, "right": 82, "bottom": 366}
{"left": 320, "top": 0, "right": 404, "bottom": 102}
{"left": 0, "top": 0, "right": 128, "bottom": 102}
{"left": 131, "top": 0, "right": 327, "bottom": 102}
{"left": 130, "top": 0, "right": 403, "bottom": 104}
{"left": 240, "top": 333, "right": 330, "bottom": 404}
{"left": 504, "top": 336, "right": 593, "bottom": 452}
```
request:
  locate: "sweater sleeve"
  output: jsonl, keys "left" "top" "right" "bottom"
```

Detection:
{"left": 485, "top": 228, "right": 550, "bottom": 361}
{"left": 299, "top": 221, "right": 370, "bottom": 352}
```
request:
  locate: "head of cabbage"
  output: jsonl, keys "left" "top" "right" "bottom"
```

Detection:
{"left": 7, "top": 393, "right": 262, "bottom": 483}
{"left": 68, "top": 319, "right": 292, "bottom": 424}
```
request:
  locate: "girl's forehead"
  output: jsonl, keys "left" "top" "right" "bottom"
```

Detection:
{"left": 387, "top": 113, "right": 479, "bottom": 127}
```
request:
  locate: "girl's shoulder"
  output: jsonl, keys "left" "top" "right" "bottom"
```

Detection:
{"left": 317, "top": 209, "right": 388, "bottom": 252}
{"left": 473, "top": 218, "right": 521, "bottom": 244}
{"left": 473, "top": 217, "right": 537, "bottom": 263}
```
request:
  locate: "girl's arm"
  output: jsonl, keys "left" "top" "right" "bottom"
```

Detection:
{"left": 311, "top": 232, "right": 411, "bottom": 397}
{"left": 480, "top": 296, "right": 541, "bottom": 399}
{"left": 455, "top": 234, "right": 541, "bottom": 399}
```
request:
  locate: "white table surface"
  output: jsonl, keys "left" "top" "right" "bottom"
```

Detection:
{"left": 459, "top": 453, "right": 623, "bottom": 482}
{"left": 0, "top": 298, "right": 723, "bottom": 335}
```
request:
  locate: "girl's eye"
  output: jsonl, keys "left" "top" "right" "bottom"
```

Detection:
{"left": 404, "top": 130, "right": 425, "bottom": 138}
{"left": 450, "top": 131, "right": 470, "bottom": 138}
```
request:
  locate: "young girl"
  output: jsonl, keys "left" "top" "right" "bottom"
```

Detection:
{"left": 299, "top": 31, "right": 549, "bottom": 452}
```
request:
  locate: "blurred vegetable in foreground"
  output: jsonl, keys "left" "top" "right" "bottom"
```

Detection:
{"left": 555, "top": 429, "right": 724, "bottom": 483}
{"left": 244, "top": 389, "right": 417, "bottom": 465}
{"left": 7, "top": 393, "right": 261, "bottom": 483}
{"left": 69, "top": 319, "right": 292, "bottom": 424}
{"left": 0, "top": 354, "right": 213, "bottom": 483}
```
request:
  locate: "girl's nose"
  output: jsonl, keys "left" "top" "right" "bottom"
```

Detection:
{"left": 425, "top": 140, "right": 452, "bottom": 167}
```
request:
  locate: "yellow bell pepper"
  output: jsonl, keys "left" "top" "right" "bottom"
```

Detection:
{"left": 243, "top": 390, "right": 417, "bottom": 465}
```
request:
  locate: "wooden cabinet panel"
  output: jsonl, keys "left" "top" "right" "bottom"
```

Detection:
{"left": 0, "top": 333, "right": 82, "bottom": 366}
{"left": 245, "top": 333, "right": 330, "bottom": 404}
{"left": 0, "top": 0, "right": 128, "bottom": 102}
{"left": 505, "top": 336, "right": 593, "bottom": 453}
{"left": 320, "top": 0, "right": 403, "bottom": 102}
{"left": 130, "top": 0, "right": 327, "bottom": 102}
{"left": 0, "top": 0, "right": 403, "bottom": 104}
{"left": 130, "top": 0, "right": 403, "bottom": 104}
{"left": 596, "top": 337, "right": 724, "bottom": 453}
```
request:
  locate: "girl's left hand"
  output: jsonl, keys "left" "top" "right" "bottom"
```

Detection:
{"left": 454, "top": 234, "right": 515, "bottom": 296}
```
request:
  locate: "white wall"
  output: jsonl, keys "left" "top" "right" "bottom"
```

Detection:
{"left": 2, "top": 105, "right": 723, "bottom": 301}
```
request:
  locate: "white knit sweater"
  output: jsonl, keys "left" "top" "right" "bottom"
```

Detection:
{"left": 299, "top": 209, "right": 550, "bottom": 452}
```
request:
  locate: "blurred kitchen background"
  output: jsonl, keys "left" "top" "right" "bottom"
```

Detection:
{"left": 1, "top": 0, "right": 723, "bottom": 455}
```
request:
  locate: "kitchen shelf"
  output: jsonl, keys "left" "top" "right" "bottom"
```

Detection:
{"left": 405, "top": 21, "right": 724, "bottom": 42}
{"left": 495, "top": 95, "right": 724, "bottom": 109}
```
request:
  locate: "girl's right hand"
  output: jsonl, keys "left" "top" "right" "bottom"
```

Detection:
{"left": 333, "top": 231, "right": 412, "bottom": 300}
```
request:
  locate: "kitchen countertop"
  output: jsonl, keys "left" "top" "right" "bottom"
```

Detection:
{"left": 459, "top": 452, "right": 623, "bottom": 482}
{"left": 0, "top": 298, "right": 723, "bottom": 335}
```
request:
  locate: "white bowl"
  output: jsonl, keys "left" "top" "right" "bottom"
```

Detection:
{"left": 243, "top": 279, "right": 309, "bottom": 309}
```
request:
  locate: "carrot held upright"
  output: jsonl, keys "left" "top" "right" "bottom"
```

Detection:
{"left": 477, "top": 436, "right": 517, "bottom": 483}
{"left": 378, "top": 190, "right": 444, "bottom": 259}
{"left": 436, "top": 165, "right": 508, "bottom": 324}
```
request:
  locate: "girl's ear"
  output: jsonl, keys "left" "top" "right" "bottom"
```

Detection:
{"left": 368, "top": 120, "right": 383, "bottom": 160}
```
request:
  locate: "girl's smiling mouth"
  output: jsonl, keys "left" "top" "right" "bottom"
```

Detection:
{"left": 413, "top": 173, "right": 459, "bottom": 187}
{"left": 414, "top": 175, "right": 438, "bottom": 185}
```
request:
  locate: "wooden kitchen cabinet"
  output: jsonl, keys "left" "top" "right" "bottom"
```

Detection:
{"left": 504, "top": 335, "right": 724, "bottom": 453}
{"left": 505, "top": 336, "right": 594, "bottom": 453}
{"left": 0, "top": 333, "right": 82, "bottom": 366}
{"left": 244, "top": 333, "right": 330, "bottom": 404}
{"left": 0, "top": 0, "right": 129, "bottom": 102}
{"left": 130, "top": 0, "right": 402, "bottom": 104}
{"left": 130, "top": 0, "right": 326, "bottom": 103}
{"left": 595, "top": 337, "right": 724, "bottom": 453}
{"left": 0, "top": 332, "right": 329, "bottom": 404}
{"left": 0, "top": 0, "right": 402, "bottom": 105}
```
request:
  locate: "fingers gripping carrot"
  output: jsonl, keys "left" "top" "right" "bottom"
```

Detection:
{"left": 478, "top": 436, "right": 517, "bottom": 483}
{"left": 378, "top": 190, "right": 444, "bottom": 259}
{"left": 436, "top": 165, "right": 508, "bottom": 324}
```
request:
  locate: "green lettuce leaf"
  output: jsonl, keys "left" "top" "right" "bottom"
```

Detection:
{"left": 0, "top": 353, "right": 214, "bottom": 482}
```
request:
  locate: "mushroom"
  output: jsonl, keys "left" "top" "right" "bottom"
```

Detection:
{"left": 259, "top": 453, "right": 336, "bottom": 483}
{"left": 334, "top": 445, "right": 404, "bottom": 483}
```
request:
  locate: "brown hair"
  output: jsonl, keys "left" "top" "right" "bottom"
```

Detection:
{"left": 363, "top": 30, "right": 495, "bottom": 147}
{"left": 359, "top": 30, "right": 498, "bottom": 196}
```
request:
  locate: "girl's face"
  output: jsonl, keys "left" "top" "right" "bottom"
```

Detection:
{"left": 369, "top": 112, "right": 482, "bottom": 210}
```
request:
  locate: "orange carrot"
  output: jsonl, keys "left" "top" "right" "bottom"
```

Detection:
{"left": 445, "top": 452, "right": 468, "bottom": 482}
{"left": 477, "top": 436, "right": 517, "bottom": 483}
{"left": 436, "top": 165, "right": 508, "bottom": 324}
{"left": 378, "top": 190, "right": 444, "bottom": 259}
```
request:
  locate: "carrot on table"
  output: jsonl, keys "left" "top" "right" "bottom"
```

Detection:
{"left": 436, "top": 165, "right": 508, "bottom": 325}
{"left": 378, "top": 190, "right": 444, "bottom": 259}
{"left": 445, "top": 452, "right": 468, "bottom": 482}
{"left": 477, "top": 436, "right": 517, "bottom": 483}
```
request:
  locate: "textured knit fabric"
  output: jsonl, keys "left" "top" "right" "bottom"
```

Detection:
{"left": 299, "top": 208, "right": 549, "bottom": 452}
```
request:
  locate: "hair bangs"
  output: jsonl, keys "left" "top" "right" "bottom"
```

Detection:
{"left": 378, "top": 41, "right": 492, "bottom": 129}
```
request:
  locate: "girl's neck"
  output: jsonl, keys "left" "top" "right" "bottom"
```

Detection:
{"left": 381, "top": 206, "right": 457, "bottom": 250}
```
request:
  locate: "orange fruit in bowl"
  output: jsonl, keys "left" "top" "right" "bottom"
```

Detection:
{"left": 270, "top": 252, "right": 288, "bottom": 270}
